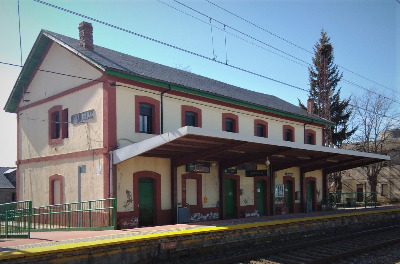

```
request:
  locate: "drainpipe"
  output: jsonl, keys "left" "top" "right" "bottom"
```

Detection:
{"left": 109, "top": 151, "right": 113, "bottom": 198}
{"left": 160, "top": 84, "right": 172, "bottom": 134}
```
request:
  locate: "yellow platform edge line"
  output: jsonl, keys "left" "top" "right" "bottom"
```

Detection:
{"left": 0, "top": 208, "right": 398, "bottom": 261}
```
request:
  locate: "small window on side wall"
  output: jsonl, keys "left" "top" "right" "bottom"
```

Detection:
{"left": 49, "top": 106, "right": 68, "bottom": 145}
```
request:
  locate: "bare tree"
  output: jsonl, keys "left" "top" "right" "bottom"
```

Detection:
{"left": 351, "top": 91, "right": 399, "bottom": 193}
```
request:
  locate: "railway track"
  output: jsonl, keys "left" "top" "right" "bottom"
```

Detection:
{"left": 202, "top": 225, "right": 400, "bottom": 264}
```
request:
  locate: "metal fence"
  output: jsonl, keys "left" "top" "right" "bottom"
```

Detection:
{"left": 328, "top": 192, "right": 377, "bottom": 209}
{"left": 31, "top": 198, "right": 117, "bottom": 231}
{"left": 0, "top": 201, "right": 32, "bottom": 238}
{"left": 0, "top": 198, "right": 116, "bottom": 238}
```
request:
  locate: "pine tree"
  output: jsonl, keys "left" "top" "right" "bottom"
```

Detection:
{"left": 299, "top": 29, "right": 355, "bottom": 196}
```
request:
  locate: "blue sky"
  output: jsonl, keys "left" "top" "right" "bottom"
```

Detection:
{"left": 0, "top": 0, "right": 399, "bottom": 166}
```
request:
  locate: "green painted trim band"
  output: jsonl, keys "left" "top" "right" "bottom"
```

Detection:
{"left": 106, "top": 69, "right": 333, "bottom": 127}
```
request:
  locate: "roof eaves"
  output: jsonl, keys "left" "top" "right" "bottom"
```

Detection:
{"left": 106, "top": 68, "right": 334, "bottom": 127}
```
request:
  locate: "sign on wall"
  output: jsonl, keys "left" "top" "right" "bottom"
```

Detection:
{"left": 71, "top": 109, "right": 95, "bottom": 124}
{"left": 186, "top": 162, "right": 210, "bottom": 173}
{"left": 275, "top": 184, "right": 284, "bottom": 197}
{"left": 245, "top": 170, "right": 270, "bottom": 177}
{"left": 236, "top": 163, "right": 257, "bottom": 170}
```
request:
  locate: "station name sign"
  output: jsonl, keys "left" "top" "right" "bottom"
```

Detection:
{"left": 245, "top": 170, "right": 270, "bottom": 177}
{"left": 236, "top": 163, "right": 257, "bottom": 170}
{"left": 71, "top": 109, "right": 95, "bottom": 125}
{"left": 186, "top": 162, "right": 210, "bottom": 173}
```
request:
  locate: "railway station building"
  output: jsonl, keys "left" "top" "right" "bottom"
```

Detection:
{"left": 4, "top": 22, "right": 388, "bottom": 228}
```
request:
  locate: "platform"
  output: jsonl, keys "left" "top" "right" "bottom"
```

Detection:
{"left": 1, "top": 206, "right": 399, "bottom": 263}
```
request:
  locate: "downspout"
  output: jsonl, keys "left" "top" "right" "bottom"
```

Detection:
{"left": 160, "top": 84, "right": 172, "bottom": 134}
{"left": 109, "top": 151, "right": 113, "bottom": 197}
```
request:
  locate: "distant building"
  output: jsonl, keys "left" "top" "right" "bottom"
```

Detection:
{"left": 341, "top": 129, "right": 400, "bottom": 203}
{"left": 0, "top": 167, "right": 16, "bottom": 203}
{"left": 4, "top": 22, "right": 388, "bottom": 227}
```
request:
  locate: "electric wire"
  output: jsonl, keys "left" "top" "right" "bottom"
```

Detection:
{"left": 158, "top": 0, "right": 400, "bottom": 103}
{"left": 17, "top": 0, "right": 23, "bottom": 66}
{"left": 7, "top": 59, "right": 399, "bottom": 131}
{"left": 155, "top": 0, "right": 310, "bottom": 68}
{"left": 204, "top": 0, "right": 398, "bottom": 95}
{"left": 32, "top": 0, "right": 309, "bottom": 93}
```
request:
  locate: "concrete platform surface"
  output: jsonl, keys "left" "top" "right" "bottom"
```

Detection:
{"left": 0, "top": 205, "right": 399, "bottom": 259}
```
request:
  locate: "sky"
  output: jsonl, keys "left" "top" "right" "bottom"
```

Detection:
{"left": 0, "top": 0, "right": 399, "bottom": 167}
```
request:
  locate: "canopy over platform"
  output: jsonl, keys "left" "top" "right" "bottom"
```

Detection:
{"left": 113, "top": 127, "right": 389, "bottom": 174}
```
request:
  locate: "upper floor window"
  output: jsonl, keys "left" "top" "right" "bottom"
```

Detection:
{"left": 135, "top": 95, "right": 160, "bottom": 134}
{"left": 48, "top": 105, "right": 68, "bottom": 145}
{"left": 222, "top": 113, "right": 239, "bottom": 133}
{"left": 185, "top": 111, "right": 197, "bottom": 127}
{"left": 181, "top": 105, "right": 202, "bottom": 128}
{"left": 304, "top": 129, "right": 316, "bottom": 145}
{"left": 225, "top": 118, "right": 234, "bottom": 132}
{"left": 283, "top": 125, "right": 294, "bottom": 142}
{"left": 139, "top": 103, "right": 153, "bottom": 134}
{"left": 254, "top": 120, "right": 268, "bottom": 138}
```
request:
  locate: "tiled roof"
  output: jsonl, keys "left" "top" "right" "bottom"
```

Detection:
{"left": 42, "top": 30, "right": 330, "bottom": 125}
{"left": 0, "top": 167, "right": 15, "bottom": 189}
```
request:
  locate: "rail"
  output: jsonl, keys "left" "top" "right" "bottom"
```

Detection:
{"left": 328, "top": 192, "right": 377, "bottom": 209}
{"left": 0, "top": 200, "right": 32, "bottom": 238}
{"left": 31, "top": 198, "right": 117, "bottom": 231}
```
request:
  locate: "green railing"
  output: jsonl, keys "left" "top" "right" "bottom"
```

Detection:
{"left": 328, "top": 192, "right": 377, "bottom": 209}
{"left": 0, "top": 201, "right": 32, "bottom": 238}
{"left": 31, "top": 198, "right": 117, "bottom": 231}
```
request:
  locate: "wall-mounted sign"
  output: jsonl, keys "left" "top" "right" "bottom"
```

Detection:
{"left": 186, "top": 162, "right": 210, "bottom": 173}
{"left": 284, "top": 172, "right": 293, "bottom": 176}
{"left": 245, "top": 170, "right": 270, "bottom": 177}
{"left": 275, "top": 184, "right": 284, "bottom": 197}
{"left": 71, "top": 109, "right": 95, "bottom": 125}
{"left": 224, "top": 168, "right": 237, "bottom": 174}
{"left": 236, "top": 163, "right": 257, "bottom": 170}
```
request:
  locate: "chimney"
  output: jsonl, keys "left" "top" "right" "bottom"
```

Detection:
{"left": 79, "top": 21, "right": 93, "bottom": 50}
{"left": 307, "top": 98, "right": 314, "bottom": 114}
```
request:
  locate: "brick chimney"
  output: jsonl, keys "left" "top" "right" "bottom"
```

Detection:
{"left": 307, "top": 98, "right": 314, "bottom": 114}
{"left": 79, "top": 21, "right": 93, "bottom": 50}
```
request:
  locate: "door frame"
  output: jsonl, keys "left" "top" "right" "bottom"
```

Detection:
{"left": 133, "top": 171, "right": 161, "bottom": 225}
{"left": 283, "top": 176, "right": 295, "bottom": 213}
{"left": 222, "top": 174, "right": 240, "bottom": 219}
{"left": 254, "top": 177, "right": 270, "bottom": 216}
{"left": 305, "top": 177, "right": 317, "bottom": 211}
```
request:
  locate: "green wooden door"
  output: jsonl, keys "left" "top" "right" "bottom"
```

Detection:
{"left": 285, "top": 181, "right": 293, "bottom": 213}
{"left": 139, "top": 177, "right": 154, "bottom": 226}
{"left": 256, "top": 180, "right": 265, "bottom": 216}
{"left": 307, "top": 181, "right": 314, "bottom": 211}
{"left": 224, "top": 179, "right": 235, "bottom": 219}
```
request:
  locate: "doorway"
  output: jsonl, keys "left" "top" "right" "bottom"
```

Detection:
{"left": 224, "top": 179, "right": 235, "bottom": 219}
{"left": 256, "top": 180, "right": 266, "bottom": 216}
{"left": 285, "top": 180, "right": 294, "bottom": 213}
{"left": 139, "top": 177, "right": 154, "bottom": 226}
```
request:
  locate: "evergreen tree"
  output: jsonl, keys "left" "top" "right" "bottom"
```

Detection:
{"left": 299, "top": 29, "right": 355, "bottom": 195}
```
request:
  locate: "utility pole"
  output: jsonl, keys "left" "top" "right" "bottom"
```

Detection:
{"left": 318, "top": 44, "right": 333, "bottom": 147}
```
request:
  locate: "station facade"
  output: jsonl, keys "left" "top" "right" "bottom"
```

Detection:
{"left": 5, "top": 22, "right": 388, "bottom": 228}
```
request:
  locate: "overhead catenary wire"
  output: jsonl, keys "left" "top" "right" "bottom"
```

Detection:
{"left": 32, "top": 0, "right": 309, "bottom": 93}
{"left": 17, "top": 0, "right": 23, "bottom": 66}
{"left": 5, "top": 58, "right": 399, "bottom": 127}
{"left": 157, "top": 0, "right": 400, "bottom": 104}
{"left": 204, "top": 0, "right": 399, "bottom": 95}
